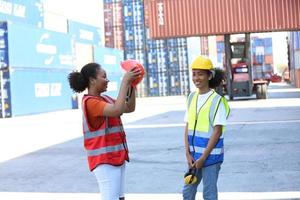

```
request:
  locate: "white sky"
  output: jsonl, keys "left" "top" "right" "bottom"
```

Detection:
{"left": 42, "top": 0, "right": 103, "bottom": 27}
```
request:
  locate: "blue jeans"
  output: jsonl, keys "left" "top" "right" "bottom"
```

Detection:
{"left": 182, "top": 163, "right": 221, "bottom": 200}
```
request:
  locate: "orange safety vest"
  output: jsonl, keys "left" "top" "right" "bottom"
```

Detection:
{"left": 82, "top": 95, "right": 129, "bottom": 171}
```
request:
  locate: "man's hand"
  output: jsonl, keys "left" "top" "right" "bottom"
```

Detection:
{"left": 185, "top": 152, "right": 195, "bottom": 168}
{"left": 192, "top": 157, "right": 205, "bottom": 169}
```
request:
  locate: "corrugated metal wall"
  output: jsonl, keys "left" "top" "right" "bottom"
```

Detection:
{"left": 146, "top": 0, "right": 300, "bottom": 38}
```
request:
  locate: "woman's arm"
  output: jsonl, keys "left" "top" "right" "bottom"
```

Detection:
{"left": 103, "top": 68, "right": 140, "bottom": 117}
{"left": 184, "top": 123, "right": 194, "bottom": 168}
{"left": 124, "top": 86, "right": 136, "bottom": 113}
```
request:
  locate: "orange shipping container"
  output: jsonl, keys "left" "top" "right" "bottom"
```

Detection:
{"left": 145, "top": 0, "right": 300, "bottom": 38}
{"left": 265, "top": 55, "right": 273, "bottom": 64}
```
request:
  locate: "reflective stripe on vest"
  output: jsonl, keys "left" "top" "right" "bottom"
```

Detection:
{"left": 187, "top": 90, "right": 228, "bottom": 166}
{"left": 87, "top": 143, "right": 125, "bottom": 156}
{"left": 83, "top": 116, "right": 123, "bottom": 140}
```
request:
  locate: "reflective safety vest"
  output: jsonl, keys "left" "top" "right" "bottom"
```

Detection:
{"left": 187, "top": 90, "right": 230, "bottom": 167}
{"left": 82, "top": 95, "right": 129, "bottom": 171}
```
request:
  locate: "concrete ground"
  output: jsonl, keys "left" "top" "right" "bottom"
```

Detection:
{"left": 0, "top": 82, "right": 300, "bottom": 200}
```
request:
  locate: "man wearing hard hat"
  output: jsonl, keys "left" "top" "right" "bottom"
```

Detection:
{"left": 182, "top": 56, "right": 230, "bottom": 200}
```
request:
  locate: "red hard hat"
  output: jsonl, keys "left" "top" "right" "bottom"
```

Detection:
{"left": 120, "top": 59, "right": 145, "bottom": 87}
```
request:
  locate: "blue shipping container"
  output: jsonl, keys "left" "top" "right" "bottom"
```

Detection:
{"left": 147, "top": 49, "right": 157, "bottom": 64}
{"left": 169, "top": 71, "right": 181, "bottom": 95}
{"left": 0, "top": 0, "right": 43, "bottom": 28}
{"left": 9, "top": 68, "right": 73, "bottom": 116}
{"left": 93, "top": 46, "right": 124, "bottom": 73}
{"left": 158, "top": 71, "right": 169, "bottom": 96}
{"left": 294, "top": 32, "right": 300, "bottom": 50}
{"left": 168, "top": 48, "right": 178, "bottom": 63}
{"left": 68, "top": 20, "right": 102, "bottom": 46}
{"left": 5, "top": 22, "right": 73, "bottom": 69}
{"left": 0, "top": 68, "right": 12, "bottom": 117}
{"left": 0, "top": 22, "right": 9, "bottom": 69}
{"left": 124, "top": 49, "right": 135, "bottom": 60}
{"left": 177, "top": 38, "right": 187, "bottom": 47}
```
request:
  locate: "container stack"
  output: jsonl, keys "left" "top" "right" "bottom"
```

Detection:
{"left": 215, "top": 36, "right": 274, "bottom": 81}
{"left": 104, "top": 0, "right": 124, "bottom": 49}
{"left": 167, "top": 38, "right": 189, "bottom": 96}
{"left": 289, "top": 31, "right": 300, "bottom": 87}
{"left": 123, "top": 0, "right": 147, "bottom": 97}
{"left": 251, "top": 37, "right": 274, "bottom": 81}
{"left": 146, "top": 29, "right": 164, "bottom": 96}
{"left": 0, "top": 24, "right": 10, "bottom": 118}
{"left": 0, "top": 22, "right": 74, "bottom": 117}
{"left": 103, "top": 0, "right": 190, "bottom": 97}
{"left": 200, "top": 37, "right": 209, "bottom": 56}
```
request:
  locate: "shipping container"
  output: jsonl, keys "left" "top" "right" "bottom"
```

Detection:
{"left": 158, "top": 71, "right": 169, "bottom": 96}
{"left": 112, "top": 2, "right": 123, "bottom": 27}
{"left": 0, "top": 21, "right": 79, "bottom": 117}
{"left": 147, "top": 49, "right": 157, "bottom": 65}
{"left": 0, "top": 0, "right": 43, "bottom": 28}
{"left": 136, "top": 77, "right": 147, "bottom": 97}
{"left": 295, "top": 32, "right": 300, "bottom": 49}
{"left": 104, "top": 0, "right": 191, "bottom": 97}
{"left": 200, "top": 37, "right": 209, "bottom": 56}
{"left": 104, "top": 26, "right": 115, "bottom": 48}
{"left": 104, "top": 3, "right": 114, "bottom": 27}
{"left": 178, "top": 46, "right": 188, "bottom": 71}
{"left": 169, "top": 71, "right": 181, "bottom": 95}
{"left": 265, "top": 55, "right": 273, "bottom": 64}
{"left": 134, "top": 49, "right": 146, "bottom": 67}
{"left": 146, "top": 0, "right": 300, "bottom": 38}
{"left": 8, "top": 67, "right": 73, "bottom": 116}
{"left": 113, "top": 26, "right": 124, "bottom": 49}
{"left": 168, "top": 47, "right": 178, "bottom": 66}
{"left": 157, "top": 48, "right": 168, "bottom": 72}
{"left": 250, "top": 36, "right": 274, "bottom": 80}
{"left": 0, "top": 68, "right": 11, "bottom": 118}
{"left": 2, "top": 22, "right": 73, "bottom": 69}
{"left": 68, "top": 20, "right": 102, "bottom": 46}
{"left": 133, "top": 1, "right": 144, "bottom": 25}
{"left": 148, "top": 71, "right": 159, "bottom": 96}
{"left": 104, "top": 1, "right": 124, "bottom": 50}
{"left": 179, "top": 70, "right": 190, "bottom": 95}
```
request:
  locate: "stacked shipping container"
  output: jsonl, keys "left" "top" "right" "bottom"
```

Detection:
{"left": 123, "top": 0, "right": 148, "bottom": 97}
{"left": 104, "top": 0, "right": 190, "bottom": 97}
{"left": 0, "top": 22, "right": 74, "bottom": 117}
{"left": 289, "top": 31, "right": 300, "bottom": 88}
{"left": 104, "top": 0, "right": 124, "bottom": 49}
{"left": 251, "top": 37, "right": 273, "bottom": 81}
{"left": 0, "top": 0, "right": 130, "bottom": 117}
{"left": 216, "top": 36, "right": 274, "bottom": 81}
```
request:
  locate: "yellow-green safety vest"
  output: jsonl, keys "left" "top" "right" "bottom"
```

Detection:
{"left": 187, "top": 90, "right": 230, "bottom": 166}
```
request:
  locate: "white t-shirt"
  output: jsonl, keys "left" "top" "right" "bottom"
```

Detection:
{"left": 184, "top": 90, "right": 227, "bottom": 126}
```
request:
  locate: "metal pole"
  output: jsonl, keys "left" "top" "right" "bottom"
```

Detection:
{"left": 245, "top": 33, "right": 253, "bottom": 94}
{"left": 224, "top": 34, "right": 233, "bottom": 99}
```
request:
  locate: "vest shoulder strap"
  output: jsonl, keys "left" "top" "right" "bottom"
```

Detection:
{"left": 209, "top": 93, "right": 222, "bottom": 125}
{"left": 102, "top": 95, "right": 115, "bottom": 104}
{"left": 187, "top": 92, "right": 196, "bottom": 108}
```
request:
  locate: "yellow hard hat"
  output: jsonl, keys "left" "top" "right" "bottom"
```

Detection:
{"left": 191, "top": 55, "right": 213, "bottom": 70}
{"left": 184, "top": 168, "right": 198, "bottom": 185}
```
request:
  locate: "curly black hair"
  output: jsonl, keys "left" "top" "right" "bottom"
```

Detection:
{"left": 208, "top": 68, "right": 225, "bottom": 88}
{"left": 68, "top": 63, "right": 101, "bottom": 93}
